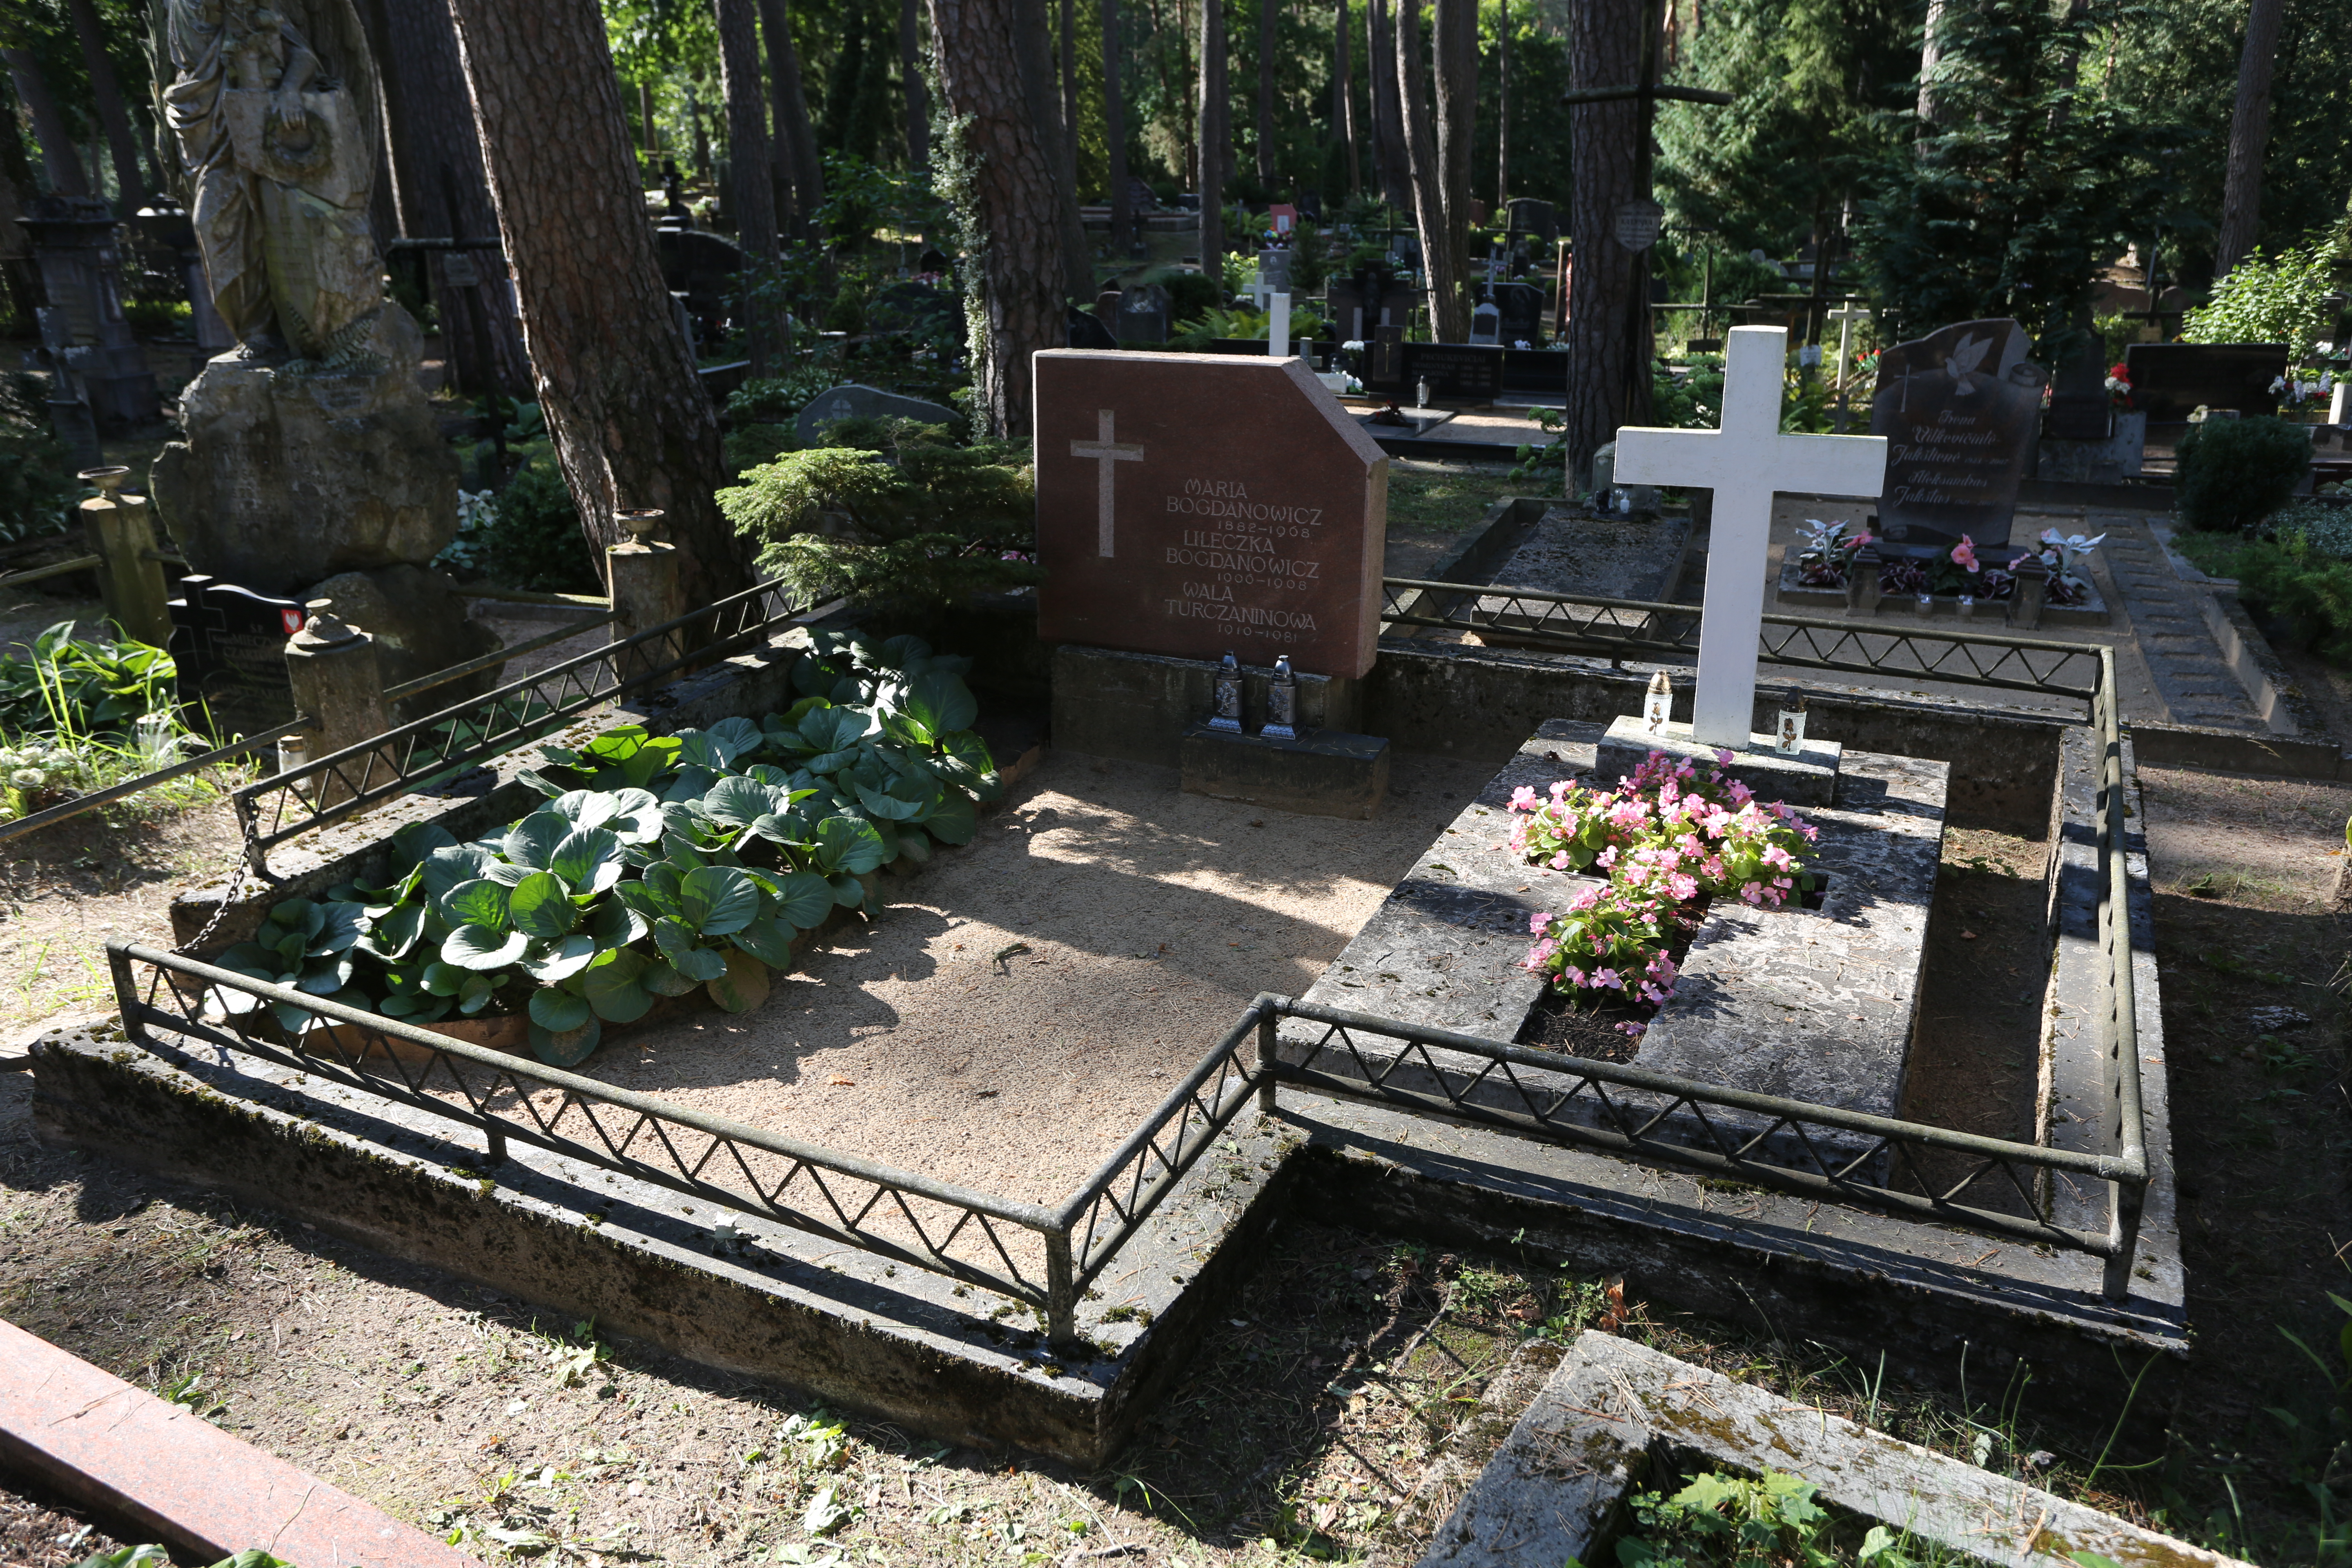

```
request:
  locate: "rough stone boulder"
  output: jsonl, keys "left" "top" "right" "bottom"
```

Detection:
{"left": 149, "top": 305, "right": 460, "bottom": 595}
{"left": 307, "top": 564, "right": 506, "bottom": 725}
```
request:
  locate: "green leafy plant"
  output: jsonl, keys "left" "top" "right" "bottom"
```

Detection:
{"left": 2174, "top": 416, "right": 2316, "bottom": 535}
{"left": 212, "top": 897, "right": 371, "bottom": 1033}
{"left": 1167, "top": 303, "right": 1334, "bottom": 349}
{"left": 1610, "top": 1468, "right": 1920, "bottom": 1568}
{"left": 448, "top": 441, "right": 599, "bottom": 594}
{"left": 0, "top": 621, "right": 178, "bottom": 739}
{"left": 2182, "top": 241, "right": 2344, "bottom": 360}
{"left": 1, "top": 370, "right": 74, "bottom": 545}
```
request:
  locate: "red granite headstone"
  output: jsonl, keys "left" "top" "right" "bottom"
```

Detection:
{"left": 1033, "top": 350, "right": 1390, "bottom": 679}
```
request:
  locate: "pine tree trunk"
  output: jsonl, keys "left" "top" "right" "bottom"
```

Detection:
{"left": 1197, "top": 0, "right": 1226, "bottom": 278}
{"left": 0, "top": 83, "right": 42, "bottom": 323}
{"left": 759, "top": 0, "right": 826, "bottom": 238}
{"left": 1015, "top": 0, "right": 1096, "bottom": 301}
{"left": 1430, "top": 0, "right": 1474, "bottom": 336}
{"left": 1564, "top": 0, "right": 1644, "bottom": 480}
{"left": 717, "top": 0, "right": 778, "bottom": 374}
{"left": 376, "top": 0, "right": 532, "bottom": 398}
{"left": 444, "top": 0, "right": 752, "bottom": 605}
{"left": 3, "top": 50, "right": 90, "bottom": 198}
{"left": 1061, "top": 0, "right": 1080, "bottom": 194}
{"left": 1365, "top": 0, "right": 1408, "bottom": 212}
{"left": 901, "top": 0, "right": 931, "bottom": 167}
{"left": 1395, "top": 0, "right": 1465, "bottom": 340}
{"left": 927, "top": 0, "right": 1069, "bottom": 435}
{"left": 1493, "top": 0, "right": 1506, "bottom": 207}
{"left": 1334, "top": 0, "right": 1357, "bottom": 195}
{"left": 1256, "top": 0, "right": 1275, "bottom": 188}
{"left": 2214, "top": 0, "right": 2284, "bottom": 277}
{"left": 1102, "top": 0, "right": 1131, "bottom": 249}
{"left": 62, "top": 0, "right": 146, "bottom": 207}
{"left": 1915, "top": 0, "right": 1948, "bottom": 125}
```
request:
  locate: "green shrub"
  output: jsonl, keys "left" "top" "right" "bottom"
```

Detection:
{"left": 0, "top": 620, "right": 177, "bottom": 737}
{"left": 1161, "top": 268, "right": 1223, "bottom": 324}
{"left": 718, "top": 425, "right": 1036, "bottom": 614}
{"left": 724, "top": 422, "right": 800, "bottom": 475}
{"left": 448, "top": 443, "right": 601, "bottom": 595}
{"left": 2231, "top": 532, "right": 2352, "bottom": 666}
{"left": 724, "top": 370, "right": 839, "bottom": 427}
{"left": 2174, "top": 416, "right": 2312, "bottom": 534}
{"left": 2181, "top": 241, "right": 2343, "bottom": 359}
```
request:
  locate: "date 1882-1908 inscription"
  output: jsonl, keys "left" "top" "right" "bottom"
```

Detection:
{"left": 1158, "top": 477, "right": 1327, "bottom": 639}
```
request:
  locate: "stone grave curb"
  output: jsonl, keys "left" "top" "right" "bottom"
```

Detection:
{"left": 1382, "top": 495, "right": 1549, "bottom": 644}
{"left": 2197, "top": 588, "right": 2327, "bottom": 738}
{"left": 0, "top": 1314, "right": 483, "bottom": 1568}
{"left": 1415, "top": 1330, "right": 2248, "bottom": 1568}
{"left": 2126, "top": 717, "right": 2350, "bottom": 781}
{"left": 23, "top": 1018, "right": 1304, "bottom": 1468}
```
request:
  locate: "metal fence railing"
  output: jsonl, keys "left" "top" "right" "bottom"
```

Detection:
{"left": 92, "top": 578, "right": 2146, "bottom": 1314}
{"left": 230, "top": 577, "right": 810, "bottom": 873}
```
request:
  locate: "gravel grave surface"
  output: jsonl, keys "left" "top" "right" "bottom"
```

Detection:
{"left": 0, "top": 1476, "right": 133, "bottom": 1568}
{"left": 569, "top": 747, "right": 1505, "bottom": 1204}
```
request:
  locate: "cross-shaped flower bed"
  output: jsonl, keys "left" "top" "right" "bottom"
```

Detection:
{"left": 205, "top": 632, "right": 1001, "bottom": 1065}
{"left": 1512, "top": 750, "right": 1819, "bottom": 1047}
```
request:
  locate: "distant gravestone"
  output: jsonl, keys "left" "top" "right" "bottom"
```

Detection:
{"left": 168, "top": 574, "right": 305, "bottom": 700}
{"left": 1366, "top": 324, "right": 1408, "bottom": 390}
{"left": 1067, "top": 309, "right": 1119, "bottom": 350}
{"left": 1400, "top": 343, "right": 1506, "bottom": 402}
{"left": 1494, "top": 282, "right": 1546, "bottom": 347}
{"left": 1869, "top": 318, "right": 2044, "bottom": 551}
{"left": 2120, "top": 341, "right": 2290, "bottom": 426}
{"left": 1033, "top": 350, "right": 1390, "bottom": 679}
{"left": 793, "top": 384, "right": 960, "bottom": 445}
{"left": 1324, "top": 274, "right": 1418, "bottom": 343}
{"left": 1504, "top": 197, "right": 1559, "bottom": 245}
{"left": 1118, "top": 283, "right": 1172, "bottom": 344}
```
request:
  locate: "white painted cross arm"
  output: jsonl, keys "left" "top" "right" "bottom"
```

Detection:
{"left": 1612, "top": 326, "right": 1889, "bottom": 747}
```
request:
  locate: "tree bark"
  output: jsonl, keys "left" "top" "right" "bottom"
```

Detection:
{"left": 927, "top": 0, "right": 1068, "bottom": 435}
{"left": 62, "top": 0, "right": 146, "bottom": 206}
{"left": 1334, "top": 0, "right": 1357, "bottom": 196}
{"left": 1196, "top": 0, "right": 1226, "bottom": 280}
{"left": 717, "top": 0, "right": 778, "bottom": 375}
{"left": 3, "top": 49, "right": 89, "bottom": 198}
{"left": 1431, "top": 0, "right": 1474, "bottom": 332}
{"left": 2214, "top": 0, "right": 2284, "bottom": 277}
{"left": 1102, "top": 0, "right": 1130, "bottom": 249}
{"left": 1060, "top": 0, "right": 1080, "bottom": 196}
{"left": 0, "top": 76, "right": 42, "bottom": 321}
{"left": 901, "top": 0, "right": 931, "bottom": 167}
{"left": 1365, "top": 0, "right": 1408, "bottom": 212}
{"left": 1015, "top": 0, "right": 1096, "bottom": 300}
{"left": 1492, "top": 0, "right": 1506, "bottom": 207}
{"left": 1915, "top": 0, "right": 1949, "bottom": 126}
{"left": 375, "top": 0, "right": 532, "bottom": 398}
{"left": 1395, "top": 0, "right": 1466, "bottom": 340}
{"left": 1256, "top": 0, "right": 1275, "bottom": 189}
{"left": 1564, "top": 0, "right": 1644, "bottom": 480}
{"left": 445, "top": 0, "right": 751, "bottom": 605}
{"left": 759, "top": 0, "right": 826, "bottom": 238}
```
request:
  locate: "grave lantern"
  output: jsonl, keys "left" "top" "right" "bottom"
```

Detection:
{"left": 1264, "top": 657, "right": 1300, "bottom": 739}
{"left": 1210, "top": 652, "right": 1244, "bottom": 732}
{"left": 1776, "top": 688, "right": 1808, "bottom": 754}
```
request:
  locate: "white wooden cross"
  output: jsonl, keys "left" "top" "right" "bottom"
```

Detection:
{"left": 1613, "top": 325, "right": 1888, "bottom": 747}
{"left": 1826, "top": 301, "right": 1872, "bottom": 389}
{"left": 1070, "top": 409, "right": 1145, "bottom": 557}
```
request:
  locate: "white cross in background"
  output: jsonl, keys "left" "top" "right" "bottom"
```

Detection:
{"left": 1826, "top": 301, "right": 1872, "bottom": 389}
{"left": 1070, "top": 409, "right": 1145, "bottom": 557}
{"left": 1613, "top": 325, "right": 1889, "bottom": 748}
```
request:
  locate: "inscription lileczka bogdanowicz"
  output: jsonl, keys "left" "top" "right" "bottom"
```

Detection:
{"left": 1158, "top": 478, "right": 1326, "bottom": 637}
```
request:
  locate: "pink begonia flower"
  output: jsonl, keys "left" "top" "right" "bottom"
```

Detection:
{"left": 1639, "top": 981, "right": 1670, "bottom": 1004}
{"left": 1560, "top": 965, "right": 1586, "bottom": 987}
{"left": 1727, "top": 780, "right": 1754, "bottom": 806}
{"left": 1668, "top": 873, "right": 1699, "bottom": 902}
{"left": 1800, "top": 822, "right": 1819, "bottom": 842}
{"left": 1597, "top": 846, "right": 1619, "bottom": 869}
{"left": 1568, "top": 886, "right": 1601, "bottom": 911}
{"left": 1510, "top": 785, "right": 1539, "bottom": 811}
{"left": 1529, "top": 911, "right": 1553, "bottom": 935}
{"left": 1715, "top": 748, "right": 1736, "bottom": 766}
{"left": 1550, "top": 780, "right": 1573, "bottom": 801}
{"left": 1951, "top": 535, "right": 1979, "bottom": 572}
{"left": 1618, "top": 1020, "right": 1647, "bottom": 1038}
{"left": 1740, "top": 883, "right": 1764, "bottom": 905}
{"left": 1592, "top": 968, "right": 1623, "bottom": 989}
{"left": 1549, "top": 851, "right": 1573, "bottom": 870}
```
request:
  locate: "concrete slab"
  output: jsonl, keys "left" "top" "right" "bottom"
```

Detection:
{"left": 0, "top": 1315, "right": 482, "bottom": 1568}
{"left": 1419, "top": 1331, "right": 2249, "bottom": 1568}
{"left": 1593, "top": 713, "right": 1843, "bottom": 806}
{"left": 1178, "top": 719, "right": 1391, "bottom": 818}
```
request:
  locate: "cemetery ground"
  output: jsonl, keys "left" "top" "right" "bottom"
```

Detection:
{"left": 0, "top": 731, "right": 2345, "bottom": 1565}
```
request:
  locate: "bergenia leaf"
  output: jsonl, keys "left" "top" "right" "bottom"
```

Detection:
{"left": 507, "top": 871, "right": 580, "bottom": 940}
{"left": 442, "top": 924, "right": 529, "bottom": 971}
{"left": 504, "top": 809, "right": 570, "bottom": 870}
{"left": 679, "top": 865, "right": 760, "bottom": 937}
{"left": 440, "top": 878, "right": 511, "bottom": 931}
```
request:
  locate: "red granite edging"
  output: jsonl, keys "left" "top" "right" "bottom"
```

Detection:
{"left": 0, "top": 1316, "right": 481, "bottom": 1568}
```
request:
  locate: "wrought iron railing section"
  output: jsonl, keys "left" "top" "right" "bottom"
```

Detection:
{"left": 1058, "top": 1002, "right": 1273, "bottom": 1290}
{"left": 1268, "top": 1000, "right": 2134, "bottom": 1258}
{"left": 109, "top": 945, "right": 1065, "bottom": 1316}
{"left": 231, "top": 577, "right": 810, "bottom": 872}
{"left": 1378, "top": 576, "right": 2105, "bottom": 719}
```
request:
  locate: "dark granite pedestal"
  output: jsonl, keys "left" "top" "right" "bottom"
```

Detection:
{"left": 1178, "top": 721, "right": 1391, "bottom": 819}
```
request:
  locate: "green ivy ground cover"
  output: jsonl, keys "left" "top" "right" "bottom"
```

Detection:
{"left": 207, "top": 633, "right": 999, "bottom": 1067}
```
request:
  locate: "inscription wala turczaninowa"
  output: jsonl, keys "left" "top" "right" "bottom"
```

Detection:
{"left": 1033, "top": 350, "right": 1389, "bottom": 678}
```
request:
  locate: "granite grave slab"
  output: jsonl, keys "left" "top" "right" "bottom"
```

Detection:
{"left": 1869, "top": 317, "right": 2044, "bottom": 552}
{"left": 794, "top": 383, "right": 962, "bottom": 445}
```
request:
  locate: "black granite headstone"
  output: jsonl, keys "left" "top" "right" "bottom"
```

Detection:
{"left": 1067, "top": 309, "right": 1119, "bottom": 350}
{"left": 2121, "top": 342, "right": 2292, "bottom": 426}
{"left": 168, "top": 574, "right": 305, "bottom": 701}
{"left": 1869, "top": 317, "right": 2043, "bottom": 551}
{"left": 1494, "top": 283, "right": 1546, "bottom": 346}
{"left": 1117, "top": 283, "right": 1171, "bottom": 343}
{"left": 1324, "top": 276, "right": 1420, "bottom": 343}
{"left": 1367, "top": 324, "right": 1408, "bottom": 389}
{"left": 1504, "top": 197, "right": 1559, "bottom": 246}
{"left": 1400, "top": 343, "right": 1506, "bottom": 403}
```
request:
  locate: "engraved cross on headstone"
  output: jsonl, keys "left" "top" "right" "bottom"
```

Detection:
{"left": 1070, "top": 408, "right": 1145, "bottom": 557}
{"left": 1613, "top": 326, "right": 1888, "bottom": 747}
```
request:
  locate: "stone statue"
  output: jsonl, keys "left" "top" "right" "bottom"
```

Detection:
{"left": 159, "top": 0, "right": 385, "bottom": 369}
